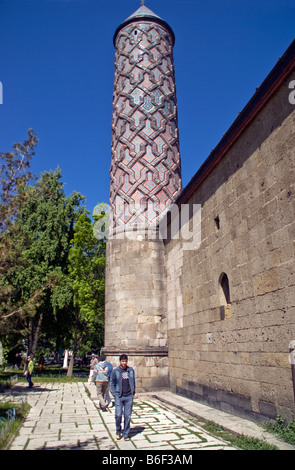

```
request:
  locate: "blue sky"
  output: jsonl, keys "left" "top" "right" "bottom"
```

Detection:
{"left": 1, "top": 0, "right": 294, "bottom": 214}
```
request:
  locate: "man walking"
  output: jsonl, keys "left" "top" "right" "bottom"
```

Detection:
{"left": 93, "top": 356, "right": 109, "bottom": 411}
{"left": 26, "top": 356, "right": 34, "bottom": 388}
{"left": 104, "top": 357, "right": 114, "bottom": 408}
{"left": 110, "top": 354, "right": 135, "bottom": 441}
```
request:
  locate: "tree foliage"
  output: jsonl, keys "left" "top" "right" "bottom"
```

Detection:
{"left": 0, "top": 132, "right": 106, "bottom": 364}
{"left": 0, "top": 128, "right": 38, "bottom": 232}
{"left": 0, "top": 130, "right": 39, "bottom": 348}
{"left": 66, "top": 209, "right": 106, "bottom": 375}
{"left": 0, "top": 132, "right": 85, "bottom": 356}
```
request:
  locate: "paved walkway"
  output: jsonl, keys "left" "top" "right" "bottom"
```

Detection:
{"left": 2, "top": 381, "right": 294, "bottom": 451}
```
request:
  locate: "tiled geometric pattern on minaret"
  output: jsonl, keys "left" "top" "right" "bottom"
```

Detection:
{"left": 110, "top": 18, "right": 182, "bottom": 231}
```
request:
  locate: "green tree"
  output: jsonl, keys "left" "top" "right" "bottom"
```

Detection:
{"left": 0, "top": 130, "right": 38, "bottom": 353}
{"left": 0, "top": 166, "right": 85, "bottom": 357}
{"left": 0, "top": 129, "right": 38, "bottom": 232}
{"left": 66, "top": 208, "right": 106, "bottom": 376}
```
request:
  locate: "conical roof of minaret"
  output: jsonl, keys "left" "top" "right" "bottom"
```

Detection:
{"left": 113, "top": 3, "right": 175, "bottom": 45}
{"left": 124, "top": 4, "right": 163, "bottom": 23}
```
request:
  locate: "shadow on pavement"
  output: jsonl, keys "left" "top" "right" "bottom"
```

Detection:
{"left": 130, "top": 426, "right": 145, "bottom": 437}
{"left": 1, "top": 384, "right": 60, "bottom": 394}
{"left": 34, "top": 436, "right": 116, "bottom": 451}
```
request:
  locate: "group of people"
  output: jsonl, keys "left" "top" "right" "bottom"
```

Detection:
{"left": 23, "top": 351, "right": 136, "bottom": 441}
{"left": 89, "top": 353, "right": 135, "bottom": 441}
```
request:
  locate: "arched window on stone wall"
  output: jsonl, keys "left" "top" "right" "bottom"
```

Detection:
{"left": 219, "top": 273, "right": 232, "bottom": 319}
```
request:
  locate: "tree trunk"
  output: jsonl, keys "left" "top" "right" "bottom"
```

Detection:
{"left": 31, "top": 312, "right": 43, "bottom": 358}
{"left": 67, "top": 309, "right": 83, "bottom": 377}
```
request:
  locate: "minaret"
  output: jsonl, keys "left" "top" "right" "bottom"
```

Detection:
{"left": 103, "top": 3, "right": 181, "bottom": 391}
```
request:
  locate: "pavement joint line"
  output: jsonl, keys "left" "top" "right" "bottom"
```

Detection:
{"left": 93, "top": 400, "right": 120, "bottom": 450}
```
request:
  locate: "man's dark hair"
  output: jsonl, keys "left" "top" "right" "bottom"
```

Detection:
{"left": 119, "top": 354, "right": 128, "bottom": 361}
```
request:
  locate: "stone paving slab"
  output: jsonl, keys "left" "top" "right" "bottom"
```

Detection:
{"left": 3, "top": 381, "right": 295, "bottom": 451}
{"left": 151, "top": 390, "right": 295, "bottom": 451}
{"left": 5, "top": 382, "right": 237, "bottom": 451}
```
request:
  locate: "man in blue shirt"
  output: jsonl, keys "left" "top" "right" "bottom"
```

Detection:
{"left": 110, "top": 354, "right": 135, "bottom": 441}
{"left": 104, "top": 356, "right": 114, "bottom": 408}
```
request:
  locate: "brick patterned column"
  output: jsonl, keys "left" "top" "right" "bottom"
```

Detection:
{"left": 109, "top": 7, "right": 181, "bottom": 233}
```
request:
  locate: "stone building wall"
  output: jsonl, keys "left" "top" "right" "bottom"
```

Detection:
{"left": 104, "top": 3, "right": 295, "bottom": 420}
{"left": 166, "top": 69, "right": 295, "bottom": 422}
{"left": 104, "top": 232, "right": 169, "bottom": 391}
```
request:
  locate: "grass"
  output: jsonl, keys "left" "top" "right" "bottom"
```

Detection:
{"left": 1, "top": 366, "right": 88, "bottom": 388}
{"left": 0, "top": 373, "right": 19, "bottom": 391}
{"left": 201, "top": 420, "right": 279, "bottom": 450}
{"left": 18, "top": 375, "right": 88, "bottom": 383}
{"left": 263, "top": 416, "right": 295, "bottom": 446}
{"left": 0, "top": 401, "right": 31, "bottom": 450}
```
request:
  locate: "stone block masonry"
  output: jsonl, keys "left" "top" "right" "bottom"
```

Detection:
{"left": 166, "top": 65, "right": 295, "bottom": 422}
{"left": 104, "top": 234, "right": 169, "bottom": 391}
